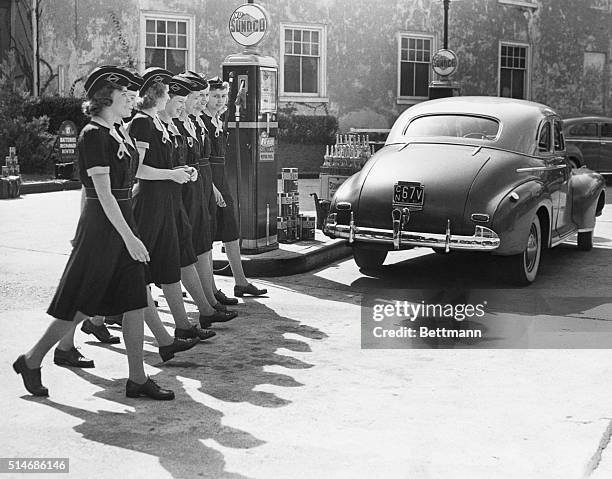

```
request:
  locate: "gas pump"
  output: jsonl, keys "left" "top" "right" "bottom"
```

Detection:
{"left": 223, "top": 3, "right": 279, "bottom": 254}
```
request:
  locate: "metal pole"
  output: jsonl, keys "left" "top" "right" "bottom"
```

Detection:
{"left": 443, "top": 0, "right": 450, "bottom": 50}
{"left": 31, "top": 0, "right": 38, "bottom": 96}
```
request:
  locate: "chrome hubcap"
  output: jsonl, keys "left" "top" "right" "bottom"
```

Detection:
{"left": 525, "top": 224, "right": 539, "bottom": 272}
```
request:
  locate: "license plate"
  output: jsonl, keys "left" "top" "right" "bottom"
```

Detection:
{"left": 393, "top": 182, "right": 424, "bottom": 209}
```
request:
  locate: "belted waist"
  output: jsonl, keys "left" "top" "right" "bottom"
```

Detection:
{"left": 85, "top": 187, "right": 132, "bottom": 201}
{"left": 186, "top": 162, "right": 200, "bottom": 169}
{"left": 209, "top": 156, "right": 225, "bottom": 165}
{"left": 198, "top": 157, "right": 210, "bottom": 167}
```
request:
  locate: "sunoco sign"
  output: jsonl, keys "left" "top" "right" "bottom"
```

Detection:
{"left": 432, "top": 49, "right": 458, "bottom": 77}
{"left": 229, "top": 4, "right": 269, "bottom": 47}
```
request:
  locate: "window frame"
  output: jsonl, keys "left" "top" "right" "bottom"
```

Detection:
{"left": 279, "top": 22, "right": 328, "bottom": 103}
{"left": 538, "top": 120, "right": 552, "bottom": 153}
{"left": 139, "top": 11, "right": 195, "bottom": 73}
{"left": 497, "top": 0, "right": 538, "bottom": 9}
{"left": 498, "top": 41, "right": 531, "bottom": 100}
{"left": 397, "top": 32, "right": 436, "bottom": 105}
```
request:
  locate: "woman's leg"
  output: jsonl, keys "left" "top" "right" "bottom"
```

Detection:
{"left": 223, "top": 239, "right": 248, "bottom": 286}
{"left": 181, "top": 264, "right": 215, "bottom": 315}
{"left": 195, "top": 252, "right": 218, "bottom": 307}
{"left": 25, "top": 312, "right": 87, "bottom": 368}
{"left": 121, "top": 308, "right": 147, "bottom": 384}
{"left": 160, "top": 282, "right": 193, "bottom": 330}
{"left": 143, "top": 288, "right": 175, "bottom": 347}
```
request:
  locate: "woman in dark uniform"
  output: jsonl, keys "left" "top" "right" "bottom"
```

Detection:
{"left": 129, "top": 69, "right": 232, "bottom": 339}
{"left": 178, "top": 71, "right": 234, "bottom": 321}
{"left": 13, "top": 66, "right": 175, "bottom": 400}
{"left": 201, "top": 77, "right": 267, "bottom": 304}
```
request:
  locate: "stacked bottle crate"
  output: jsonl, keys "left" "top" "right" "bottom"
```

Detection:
{"left": 319, "top": 134, "right": 374, "bottom": 200}
{"left": 1, "top": 147, "right": 22, "bottom": 199}
{"left": 277, "top": 168, "right": 315, "bottom": 243}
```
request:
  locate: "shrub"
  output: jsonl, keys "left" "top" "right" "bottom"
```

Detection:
{"left": 25, "top": 96, "right": 88, "bottom": 134}
{"left": 277, "top": 114, "right": 338, "bottom": 145}
{"left": 0, "top": 54, "right": 55, "bottom": 173}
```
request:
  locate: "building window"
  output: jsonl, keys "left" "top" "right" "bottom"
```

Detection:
{"left": 140, "top": 12, "right": 195, "bottom": 73}
{"left": 280, "top": 23, "right": 327, "bottom": 101}
{"left": 398, "top": 34, "right": 433, "bottom": 100}
{"left": 499, "top": 43, "right": 529, "bottom": 99}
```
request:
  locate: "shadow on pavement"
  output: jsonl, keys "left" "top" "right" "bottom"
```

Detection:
{"left": 25, "top": 302, "right": 327, "bottom": 479}
{"left": 272, "top": 243, "right": 612, "bottom": 348}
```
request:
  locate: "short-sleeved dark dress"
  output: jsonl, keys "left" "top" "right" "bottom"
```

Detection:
{"left": 201, "top": 111, "right": 239, "bottom": 242}
{"left": 47, "top": 119, "right": 148, "bottom": 321}
{"left": 174, "top": 116, "right": 213, "bottom": 254}
{"left": 193, "top": 114, "right": 217, "bottom": 243}
{"left": 129, "top": 112, "right": 197, "bottom": 285}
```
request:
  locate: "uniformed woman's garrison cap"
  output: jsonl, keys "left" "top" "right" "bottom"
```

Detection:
{"left": 127, "top": 71, "right": 144, "bottom": 92}
{"left": 207, "top": 76, "right": 226, "bottom": 90}
{"left": 83, "top": 65, "right": 132, "bottom": 99}
{"left": 168, "top": 75, "right": 193, "bottom": 96}
{"left": 179, "top": 71, "right": 208, "bottom": 91}
{"left": 140, "top": 67, "right": 173, "bottom": 95}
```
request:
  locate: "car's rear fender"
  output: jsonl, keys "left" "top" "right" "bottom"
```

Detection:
{"left": 570, "top": 168, "right": 606, "bottom": 229}
{"left": 490, "top": 180, "right": 552, "bottom": 255}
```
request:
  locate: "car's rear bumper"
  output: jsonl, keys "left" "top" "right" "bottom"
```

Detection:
{"left": 324, "top": 213, "right": 500, "bottom": 252}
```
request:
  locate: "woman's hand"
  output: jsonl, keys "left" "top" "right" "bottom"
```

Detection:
{"left": 124, "top": 234, "right": 150, "bottom": 263}
{"left": 188, "top": 167, "right": 198, "bottom": 182}
{"left": 169, "top": 167, "right": 192, "bottom": 184}
{"left": 212, "top": 184, "right": 226, "bottom": 207}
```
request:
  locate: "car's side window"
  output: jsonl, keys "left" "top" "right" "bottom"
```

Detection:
{"left": 538, "top": 121, "right": 551, "bottom": 152}
{"left": 602, "top": 123, "right": 612, "bottom": 138}
{"left": 554, "top": 120, "right": 564, "bottom": 151}
{"left": 569, "top": 122, "right": 597, "bottom": 137}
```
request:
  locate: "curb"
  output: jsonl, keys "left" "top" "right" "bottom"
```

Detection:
{"left": 20, "top": 180, "right": 81, "bottom": 195}
{"left": 213, "top": 240, "right": 353, "bottom": 277}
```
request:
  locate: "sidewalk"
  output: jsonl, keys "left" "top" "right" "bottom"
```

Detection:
{"left": 11, "top": 178, "right": 352, "bottom": 277}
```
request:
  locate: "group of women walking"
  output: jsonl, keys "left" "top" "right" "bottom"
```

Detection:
{"left": 13, "top": 65, "right": 267, "bottom": 400}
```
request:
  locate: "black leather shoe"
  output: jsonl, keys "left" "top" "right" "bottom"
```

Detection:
{"left": 158, "top": 337, "right": 200, "bottom": 362}
{"left": 13, "top": 355, "right": 48, "bottom": 397}
{"left": 213, "top": 302, "right": 227, "bottom": 312}
{"left": 126, "top": 377, "right": 175, "bottom": 400}
{"left": 81, "top": 319, "right": 120, "bottom": 344}
{"left": 234, "top": 283, "right": 267, "bottom": 297}
{"left": 199, "top": 310, "right": 238, "bottom": 328}
{"left": 53, "top": 347, "right": 95, "bottom": 368}
{"left": 175, "top": 325, "right": 216, "bottom": 341}
{"left": 104, "top": 315, "right": 123, "bottom": 326}
{"left": 214, "top": 289, "right": 238, "bottom": 305}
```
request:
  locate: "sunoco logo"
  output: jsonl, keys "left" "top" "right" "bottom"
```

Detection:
{"left": 432, "top": 49, "right": 458, "bottom": 77}
{"left": 229, "top": 4, "right": 269, "bottom": 47}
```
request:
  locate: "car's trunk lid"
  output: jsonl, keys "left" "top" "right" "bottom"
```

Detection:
{"left": 357, "top": 143, "right": 491, "bottom": 235}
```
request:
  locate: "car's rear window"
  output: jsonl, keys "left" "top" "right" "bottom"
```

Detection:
{"left": 397, "top": 114, "right": 500, "bottom": 141}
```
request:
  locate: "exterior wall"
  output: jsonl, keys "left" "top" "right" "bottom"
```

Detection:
{"left": 37, "top": 0, "right": 612, "bottom": 121}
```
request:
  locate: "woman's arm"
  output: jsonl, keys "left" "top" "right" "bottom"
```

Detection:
{"left": 91, "top": 172, "right": 149, "bottom": 263}
{"left": 135, "top": 146, "right": 191, "bottom": 183}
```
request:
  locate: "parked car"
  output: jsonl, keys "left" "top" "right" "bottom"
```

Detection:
{"left": 323, "top": 97, "right": 606, "bottom": 284}
{"left": 563, "top": 116, "right": 612, "bottom": 173}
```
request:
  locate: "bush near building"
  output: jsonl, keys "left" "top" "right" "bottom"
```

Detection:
{"left": 277, "top": 113, "right": 338, "bottom": 175}
{"left": 0, "top": 74, "right": 55, "bottom": 174}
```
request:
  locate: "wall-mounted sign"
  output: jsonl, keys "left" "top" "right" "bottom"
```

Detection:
{"left": 432, "top": 49, "right": 458, "bottom": 77}
{"left": 229, "top": 3, "right": 269, "bottom": 47}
